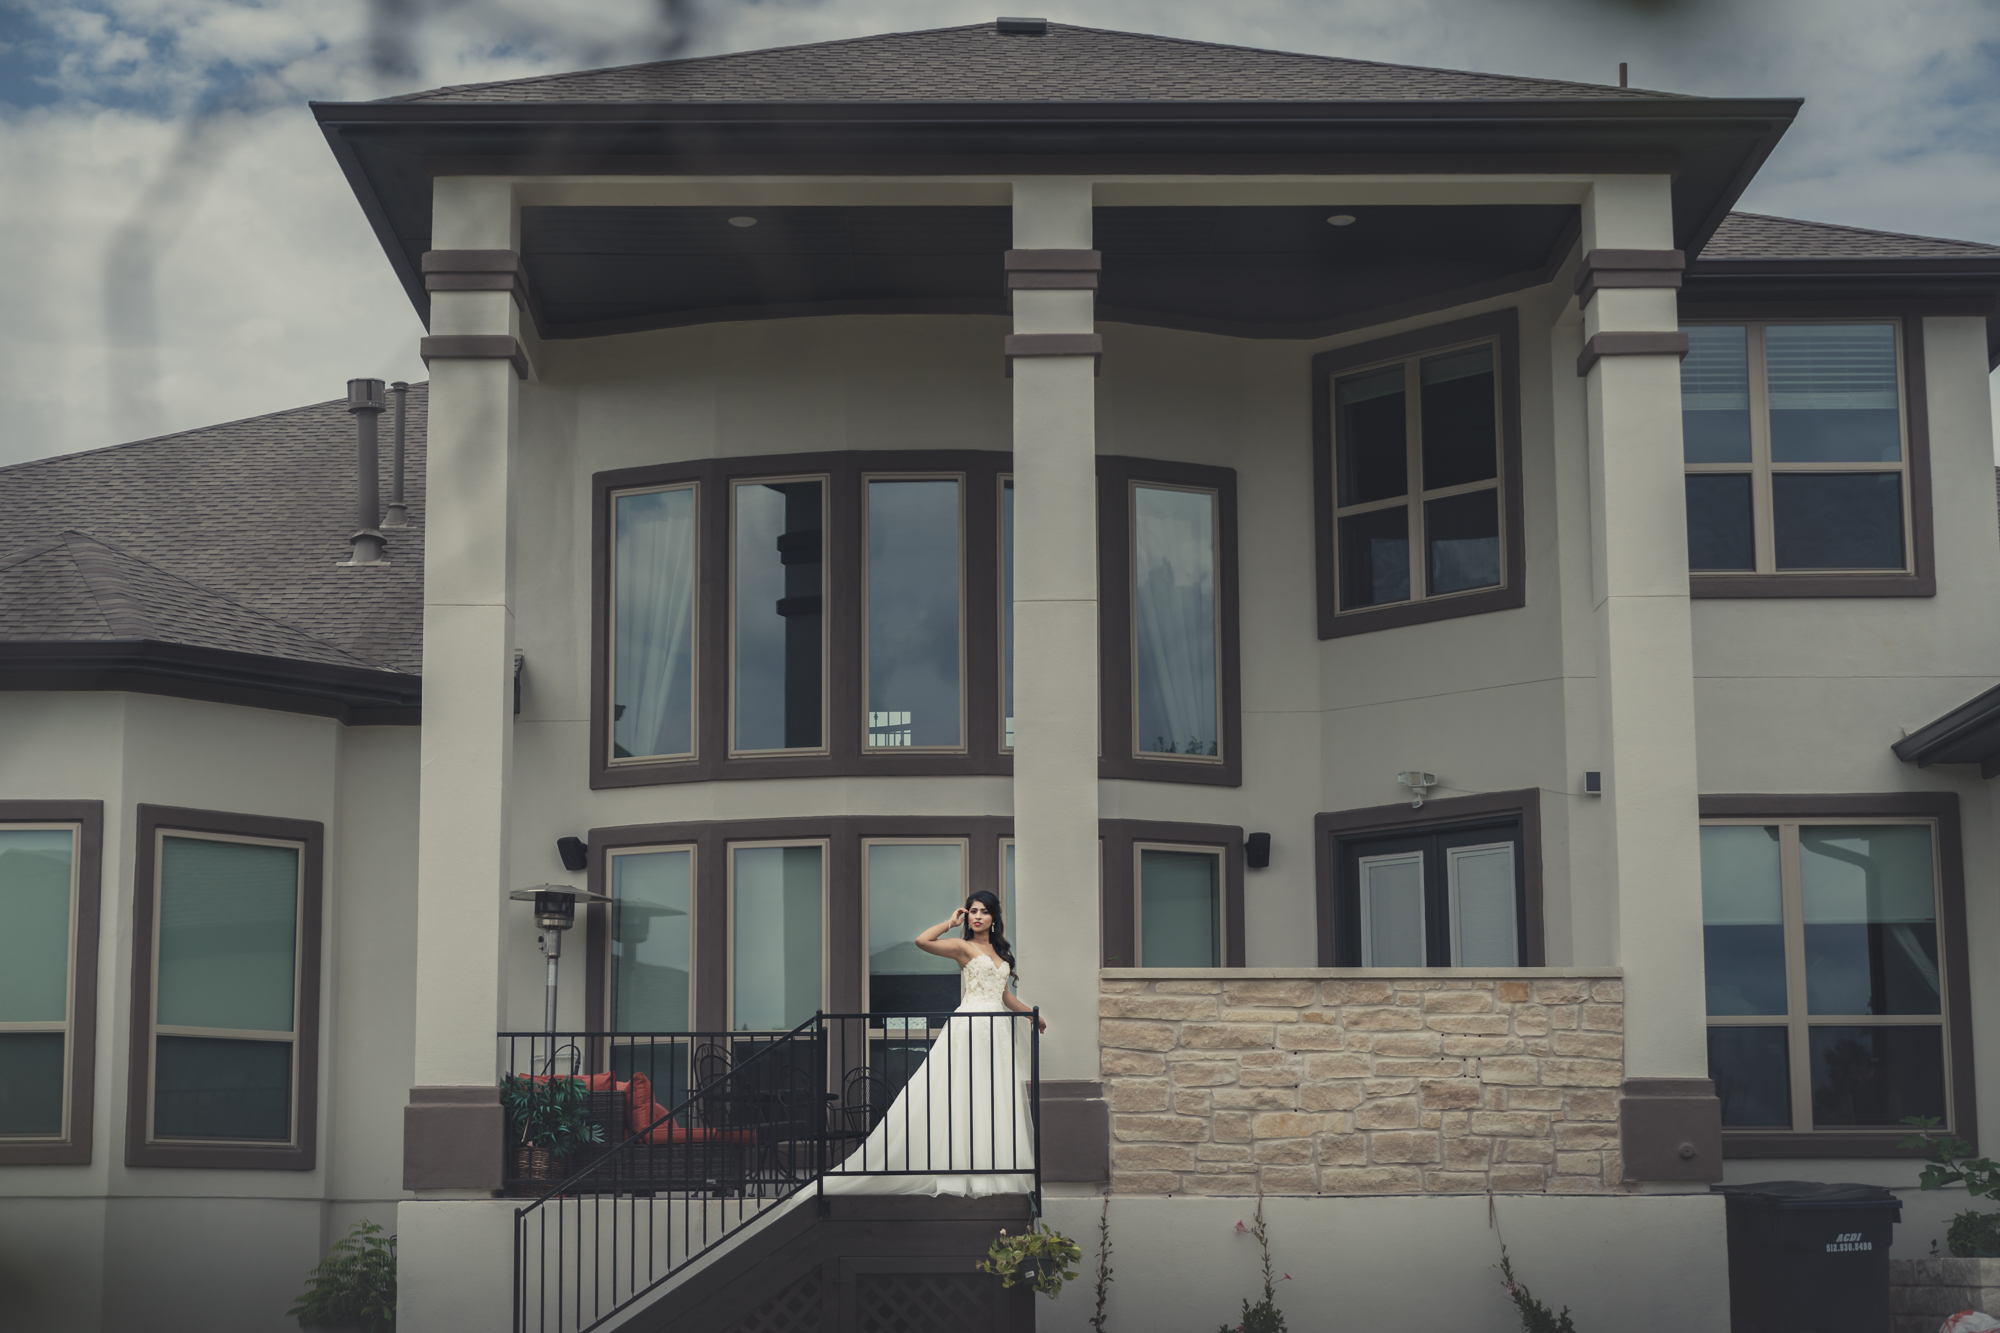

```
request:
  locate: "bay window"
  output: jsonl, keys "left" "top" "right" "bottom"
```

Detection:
{"left": 1699, "top": 795, "right": 1969, "bottom": 1154}
{"left": 864, "top": 840, "right": 968, "bottom": 1015}
{"left": 1680, "top": 319, "right": 1934, "bottom": 597}
{"left": 596, "top": 452, "right": 1239, "bottom": 788}
{"left": 0, "top": 803, "right": 100, "bottom": 1164}
{"left": 728, "top": 842, "right": 826, "bottom": 1032}
{"left": 129, "top": 806, "right": 321, "bottom": 1169}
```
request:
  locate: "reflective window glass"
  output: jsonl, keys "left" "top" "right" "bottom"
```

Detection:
{"left": 1420, "top": 346, "right": 1498, "bottom": 490}
{"left": 866, "top": 843, "right": 964, "bottom": 1016}
{"left": 0, "top": 828, "right": 73, "bottom": 1024}
{"left": 1447, "top": 843, "right": 1516, "bottom": 967}
{"left": 0, "top": 1035, "right": 65, "bottom": 1136}
{"left": 1810, "top": 1026, "right": 1946, "bottom": 1127}
{"left": 1001, "top": 480, "right": 1015, "bottom": 750}
{"left": 733, "top": 480, "right": 824, "bottom": 752}
{"left": 1359, "top": 852, "right": 1424, "bottom": 967}
{"left": 1424, "top": 490, "right": 1500, "bottom": 595}
{"left": 731, "top": 845, "right": 824, "bottom": 1031}
{"left": 157, "top": 836, "right": 298, "bottom": 1033}
{"left": 1133, "top": 485, "right": 1219, "bottom": 759}
{"left": 1139, "top": 849, "right": 1221, "bottom": 968}
{"left": 613, "top": 485, "right": 697, "bottom": 760}
{"left": 1338, "top": 507, "right": 1410, "bottom": 610}
{"left": 1680, "top": 325, "right": 1753, "bottom": 464}
{"left": 1765, "top": 324, "right": 1901, "bottom": 463}
{"left": 1800, "top": 826, "right": 1938, "bottom": 1016}
{"left": 1701, "top": 826, "right": 1786, "bottom": 1016}
{"left": 611, "top": 849, "right": 693, "bottom": 1032}
{"left": 1335, "top": 368, "right": 1407, "bottom": 507}
{"left": 1772, "top": 474, "right": 1904, "bottom": 570}
{"left": 154, "top": 1036, "right": 291, "bottom": 1141}
{"left": 1709, "top": 1027, "right": 1791, "bottom": 1128}
{"left": 866, "top": 479, "right": 963, "bottom": 749}
{"left": 1686, "top": 475, "right": 1756, "bottom": 571}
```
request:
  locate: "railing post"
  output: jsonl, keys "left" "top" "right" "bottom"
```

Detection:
{"left": 1031, "top": 1008, "right": 1042, "bottom": 1216}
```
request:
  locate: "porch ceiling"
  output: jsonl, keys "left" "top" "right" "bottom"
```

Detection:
{"left": 520, "top": 202, "right": 1578, "bottom": 340}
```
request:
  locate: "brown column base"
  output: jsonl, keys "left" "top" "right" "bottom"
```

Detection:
{"left": 1040, "top": 1080, "right": 1109, "bottom": 1183}
{"left": 404, "top": 1085, "right": 504, "bottom": 1192}
{"left": 1619, "top": 1077, "right": 1723, "bottom": 1182}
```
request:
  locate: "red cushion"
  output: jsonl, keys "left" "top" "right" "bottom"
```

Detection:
{"left": 627, "top": 1072, "right": 653, "bottom": 1135}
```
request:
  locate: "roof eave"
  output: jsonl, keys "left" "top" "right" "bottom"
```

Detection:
{"left": 1894, "top": 681, "right": 2000, "bottom": 775}
{"left": 0, "top": 640, "right": 422, "bottom": 726}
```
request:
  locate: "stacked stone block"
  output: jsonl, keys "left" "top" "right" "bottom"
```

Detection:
{"left": 1099, "top": 972, "right": 1628, "bottom": 1196}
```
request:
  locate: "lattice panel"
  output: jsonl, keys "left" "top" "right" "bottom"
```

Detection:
{"left": 855, "top": 1273, "right": 990, "bottom": 1333}
{"left": 725, "top": 1268, "right": 823, "bottom": 1333}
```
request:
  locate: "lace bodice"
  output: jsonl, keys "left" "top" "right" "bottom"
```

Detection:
{"left": 959, "top": 952, "right": 1011, "bottom": 1010}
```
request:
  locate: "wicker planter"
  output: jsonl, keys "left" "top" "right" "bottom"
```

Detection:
{"left": 511, "top": 1145, "right": 566, "bottom": 1191}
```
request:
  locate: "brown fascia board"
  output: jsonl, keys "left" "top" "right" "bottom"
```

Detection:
{"left": 1894, "top": 680, "right": 2000, "bottom": 773}
{"left": 0, "top": 640, "right": 422, "bottom": 725}
{"left": 313, "top": 94, "right": 1797, "bottom": 330}
{"left": 1684, "top": 257, "right": 2000, "bottom": 367}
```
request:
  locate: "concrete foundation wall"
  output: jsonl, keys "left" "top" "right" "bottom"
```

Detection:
{"left": 1038, "top": 1189, "right": 1730, "bottom": 1332}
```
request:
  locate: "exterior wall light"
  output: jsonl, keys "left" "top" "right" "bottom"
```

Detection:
{"left": 1245, "top": 832, "right": 1272, "bottom": 869}
{"left": 728, "top": 216, "right": 757, "bottom": 228}
{"left": 1327, "top": 214, "right": 1357, "bottom": 226}
{"left": 1396, "top": 771, "right": 1438, "bottom": 808}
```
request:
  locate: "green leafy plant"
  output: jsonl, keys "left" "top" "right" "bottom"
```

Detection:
{"left": 1217, "top": 1196, "right": 1289, "bottom": 1333}
{"left": 1089, "top": 1195, "right": 1114, "bottom": 1332}
{"left": 289, "top": 1220, "right": 396, "bottom": 1332}
{"left": 1901, "top": 1116, "right": 2000, "bottom": 1256}
{"left": 1498, "top": 1245, "right": 1575, "bottom": 1333}
{"left": 976, "top": 1223, "right": 1081, "bottom": 1297}
{"left": 499, "top": 1074, "right": 605, "bottom": 1157}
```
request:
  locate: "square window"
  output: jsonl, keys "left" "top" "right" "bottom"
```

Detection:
{"left": 1700, "top": 812, "right": 1954, "bottom": 1143}
{"left": 1334, "top": 819, "right": 1524, "bottom": 968}
{"left": 1772, "top": 473, "right": 1904, "bottom": 571}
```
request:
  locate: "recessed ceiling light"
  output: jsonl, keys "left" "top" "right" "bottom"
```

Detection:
{"left": 1327, "top": 214, "right": 1357, "bottom": 227}
{"left": 728, "top": 216, "right": 757, "bottom": 228}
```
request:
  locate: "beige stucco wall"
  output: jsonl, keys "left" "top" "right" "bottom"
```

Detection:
{"left": 0, "top": 692, "right": 417, "bottom": 1332}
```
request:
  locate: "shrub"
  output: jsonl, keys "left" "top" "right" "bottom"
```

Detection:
{"left": 1902, "top": 1116, "right": 2000, "bottom": 1257}
{"left": 1089, "top": 1196, "right": 1114, "bottom": 1333}
{"left": 1498, "top": 1245, "right": 1575, "bottom": 1333}
{"left": 1217, "top": 1196, "right": 1289, "bottom": 1333}
{"left": 499, "top": 1074, "right": 605, "bottom": 1158}
{"left": 289, "top": 1220, "right": 396, "bottom": 1332}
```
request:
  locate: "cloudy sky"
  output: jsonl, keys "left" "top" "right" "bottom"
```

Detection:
{"left": 0, "top": 0, "right": 1995, "bottom": 466}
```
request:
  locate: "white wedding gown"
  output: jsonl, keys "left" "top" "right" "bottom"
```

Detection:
{"left": 823, "top": 953, "right": 1037, "bottom": 1196}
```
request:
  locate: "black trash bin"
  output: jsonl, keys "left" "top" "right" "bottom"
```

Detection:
{"left": 1715, "top": 1181, "right": 1903, "bottom": 1333}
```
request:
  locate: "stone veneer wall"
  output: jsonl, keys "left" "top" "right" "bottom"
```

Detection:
{"left": 1099, "top": 969, "right": 1629, "bottom": 1197}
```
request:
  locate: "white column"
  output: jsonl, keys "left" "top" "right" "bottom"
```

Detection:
{"left": 405, "top": 176, "right": 519, "bottom": 1189}
{"left": 1580, "top": 177, "right": 1718, "bottom": 1182}
{"left": 1009, "top": 179, "right": 1100, "bottom": 1087}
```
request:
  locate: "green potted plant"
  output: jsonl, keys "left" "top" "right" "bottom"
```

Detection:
{"left": 499, "top": 1074, "right": 605, "bottom": 1186}
{"left": 289, "top": 1220, "right": 396, "bottom": 1333}
{"left": 977, "top": 1223, "right": 1081, "bottom": 1297}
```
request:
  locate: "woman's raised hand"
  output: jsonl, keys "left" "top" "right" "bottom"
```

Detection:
{"left": 947, "top": 907, "right": 969, "bottom": 929}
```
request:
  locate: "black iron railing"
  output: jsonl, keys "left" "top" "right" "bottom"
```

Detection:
{"left": 505, "top": 1010, "right": 1040, "bottom": 1333}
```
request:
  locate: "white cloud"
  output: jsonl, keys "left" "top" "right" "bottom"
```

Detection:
{"left": 0, "top": 0, "right": 1994, "bottom": 466}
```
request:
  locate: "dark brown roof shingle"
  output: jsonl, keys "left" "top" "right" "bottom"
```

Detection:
{"left": 1703, "top": 211, "right": 2000, "bottom": 261}
{"left": 0, "top": 388, "right": 426, "bottom": 673}
{"left": 387, "top": 22, "right": 1683, "bottom": 105}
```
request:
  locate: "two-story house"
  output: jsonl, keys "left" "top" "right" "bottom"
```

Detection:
{"left": 5, "top": 19, "right": 2000, "bottom": 1333}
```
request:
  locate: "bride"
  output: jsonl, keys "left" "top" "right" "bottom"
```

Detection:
{"left": 823, "top": 890, "right": 1046, "bottom": 1196}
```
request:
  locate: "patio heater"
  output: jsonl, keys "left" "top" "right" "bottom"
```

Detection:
{"left": 509, "top": 884, "right": 611, "bottom": 1036}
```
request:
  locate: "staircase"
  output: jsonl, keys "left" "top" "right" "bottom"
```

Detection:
{"left": 504, "top": 1011, "right": 1040, "bottom": 1332}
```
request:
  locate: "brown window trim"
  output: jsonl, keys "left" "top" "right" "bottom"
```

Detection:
{"left": 1311, "top": 309, "right": 1528, "bottom": 639}
{"left": 1701, "top": 792, "right": 1972, "bottom": 1159}
{"left": 1676, "top": 304, "right": 1935, "bottom": 599}
{"left": 591, "top": 451, "right": 1009, "bottom": 788}
{"left": 1313, "top": 790, "right": 1546, "bottom": 968}
{"left": 126, "top": 805, "right": 323, "bottom": 1171}
{"left": 585, "top": 816, "right": 1015, "bottom": 1032}
{"left": 1099, "top": 820, "right": 1247, "bottom": 968}
{"left": 1097, "top": 457, "right": 1243, "bottom": 787}
{"left": 0, "top": 800, "right": 102, "bottom": 1166}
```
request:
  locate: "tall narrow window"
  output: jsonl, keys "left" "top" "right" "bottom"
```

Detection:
{"left": 612, "top": 484, "right": 698, "bottom": 760}
{"left": 1137, "top": 846, "right": 1222, "bottom": 967}
{"left": 1702, "top": 819, "right": 1949, "bottom": 1135}
{"left": 729, "top": 843, "right": 825, "bottom": 1031}
{"left": 1000, "top": 478, "right": 1016, "bottom": 750}
{"left": 865, "top": 477, "right": 964, "bottom": 750}
{"left": 1132, "top": 484, "right": 1220, "bottom": 761}
{"left": 1331, "top": 342, "right": 1503, "bottom": 613}
{"left": 609, "top": 848, "right": 693, "bottom": 1032}
{"left": 1681, "top": 322, "right": 1911, "bottom": 578}
{"left": 0, "top": 826, "right": 76, "bottom": 1140}
{"left": 1002, "top": 839, "right": 1017, "bottom": 938}
{"left": 733, "top": 478, "right": 825, "bottom": 753}
{"left": 150, "top": 833, "right": 303, "bottom": 1144}
{"left": 1335, "top": 820, "right": 1524, "bottom": 968}
{"left": 864, "top": 841, "right": 967, "bottom": 1016}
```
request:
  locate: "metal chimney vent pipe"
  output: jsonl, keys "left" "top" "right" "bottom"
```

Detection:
{"left": 382, "top": 381, "right": 409, "bottom": 528}
{"left": 340, "top": 378, "right": 390, "bottom": 566}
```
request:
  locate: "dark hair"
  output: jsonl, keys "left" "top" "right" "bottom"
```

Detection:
{"left": 962, "top": 890, "right": 1017, "bottom": 981}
